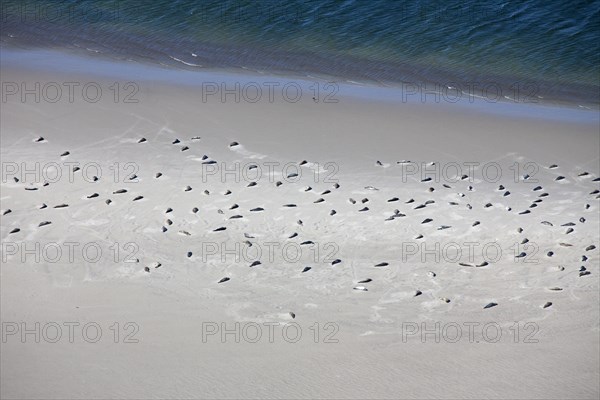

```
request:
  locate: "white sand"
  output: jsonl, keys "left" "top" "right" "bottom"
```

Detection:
{"left": 1, "top": 56, "right": 599, "bottom": 399}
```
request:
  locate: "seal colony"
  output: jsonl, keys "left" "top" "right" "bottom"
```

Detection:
{"left": 2, "top": 133, "right": 598, "bottom": 316}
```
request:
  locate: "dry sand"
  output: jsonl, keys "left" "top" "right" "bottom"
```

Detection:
{"left": 1, "top": 52, "right": 599, "bottom": 399}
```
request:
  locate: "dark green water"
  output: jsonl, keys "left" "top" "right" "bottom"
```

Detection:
{"left": 1, "top": 0, "right": 599, "bottom": 106}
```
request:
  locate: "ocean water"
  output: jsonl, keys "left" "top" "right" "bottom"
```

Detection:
{"left": 1, "top": 0, "right": 599, "bottom": 107}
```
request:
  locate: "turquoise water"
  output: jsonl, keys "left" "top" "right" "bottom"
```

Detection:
{"left": 1, "top": 0, "right": 599, "bottom": 106}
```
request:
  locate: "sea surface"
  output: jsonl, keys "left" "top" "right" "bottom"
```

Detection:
{"left": 1, "top": 0, "right": 599, "bottom": 108}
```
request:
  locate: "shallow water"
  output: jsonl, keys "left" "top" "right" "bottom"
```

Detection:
{"left": 2, "top": 0, "right": 599, "bottom": 107}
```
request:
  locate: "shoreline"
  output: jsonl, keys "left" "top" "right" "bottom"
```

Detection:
{"left": 2, "top": 46, "right": 599, "bottom": 124}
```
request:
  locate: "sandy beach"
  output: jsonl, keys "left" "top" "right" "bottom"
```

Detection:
{"left": 1, "top": 49, "right": 599, "bottom": 399}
